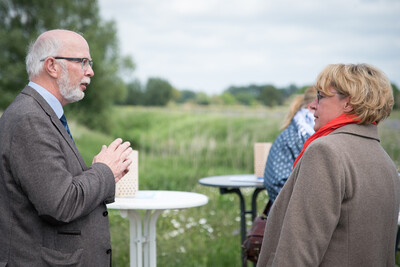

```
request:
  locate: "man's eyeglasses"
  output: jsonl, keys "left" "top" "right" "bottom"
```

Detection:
{"left": 40, "top": 56, "right": 93, "bottom": 70}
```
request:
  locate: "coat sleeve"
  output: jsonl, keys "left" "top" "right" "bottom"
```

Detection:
{"left": 271, "top": 140, "right": 346, "bottom": 266}
{"left": 8, "top": 113, "right": 115, "bottom": 224}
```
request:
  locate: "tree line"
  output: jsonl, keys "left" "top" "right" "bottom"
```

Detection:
{"left": 119, "top": 78, "right": 306, "bottom": 107}
{"left": 119, "top": 78, "right": 400, "bottom": 111}
{"left": 1, "top": 0, "right": 399, "bottom": 133}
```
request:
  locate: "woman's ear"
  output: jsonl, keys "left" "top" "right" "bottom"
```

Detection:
{"left": 343, "top": 98, "right": 354, "bottom": 113}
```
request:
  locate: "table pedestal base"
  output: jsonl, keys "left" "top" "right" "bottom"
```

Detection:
{"left": 120, "top": 209, "right": 164, "bottom": 267}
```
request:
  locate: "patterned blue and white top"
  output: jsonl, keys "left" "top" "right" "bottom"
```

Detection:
{"left": 263, "top": 108, "right": 315, "bottom": 203}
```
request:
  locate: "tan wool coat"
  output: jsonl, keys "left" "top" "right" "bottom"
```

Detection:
{"left": 257, "top": 124, "right": 400, "bottom": 267}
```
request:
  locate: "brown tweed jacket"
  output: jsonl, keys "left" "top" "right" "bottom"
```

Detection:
{"left": 0, "top": 86, "right": 115, "bottom": 267}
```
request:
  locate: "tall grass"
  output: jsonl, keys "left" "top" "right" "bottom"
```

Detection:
{"left": 379, "top": 111, "right": 400, "bottom": 169}
{"left": 71, "top": 106, "right": 400, "bottom": 266}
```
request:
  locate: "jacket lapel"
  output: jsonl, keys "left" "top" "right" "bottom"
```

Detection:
{"left": 22, "top": 86, "right": 88, "bottom": 170}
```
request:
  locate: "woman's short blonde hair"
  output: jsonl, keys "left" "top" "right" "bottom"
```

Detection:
{"left": 315, "top": 63, "right": 394, "bottom": 124}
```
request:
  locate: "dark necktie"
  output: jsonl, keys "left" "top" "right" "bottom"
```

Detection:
{"left": 60, "top": 114, "right": 74, "bottom": 141}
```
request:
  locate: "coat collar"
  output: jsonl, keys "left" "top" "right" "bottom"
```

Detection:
{"left": 330, "top": 123, "right": 380, "bottom": 142}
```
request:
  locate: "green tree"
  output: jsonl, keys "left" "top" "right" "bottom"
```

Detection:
{"left": 124, "top": 79, "right": 143, "bottom": 105}
{"left": 210, "top": 92, "right": 237, "bottom": 105}
{"left": 176, "top": 90, "right": 196, "bottom": 103}
{"left": 143, "top": 77, "right": 173, "bottom": 106}
{"left": 235, "top": 91, "right": 255, "bottom": 105}
{"left": 220, "top": 92, "right": 237, "bottom": 105}
{"left": 171, "top": 87, "right": 181, "bottom": 103}
{"left": 258, "top": 85, "right": 283, "bottom": 107}
{"left": 226, "top": 84, "right": 284, "bottom": 106}
{"left": 298, "top": 85, "right": 313, "bottom": 94}
{"left": 0, "top": 0, "right": 135, "bottom": 131}
{"left": 195, "top": 92, "right": 210, "bottom": 105}
{"left": 282, "top": 84, "right": 299, "bottom": 98}
{"left": 392, "top": 83, "right": 400, "bottom": 110}
{"left": 226, "top": 85, "right": 258, "bottom": 105}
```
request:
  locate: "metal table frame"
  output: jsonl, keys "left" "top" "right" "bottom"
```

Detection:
{"left": 198, "top": 174, "right": 266, "bottom": 266}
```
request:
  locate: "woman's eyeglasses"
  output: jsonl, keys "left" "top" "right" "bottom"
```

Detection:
{"left": 316, "top": 90, "right": 346, "bottom": 103}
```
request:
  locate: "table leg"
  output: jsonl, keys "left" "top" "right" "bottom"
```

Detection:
{"left": 220, "top": 188, "right": 246, "bottom": 243}
{"left": 251, "top": 188, "right": 265, "bottom": 220}
{"left": 220, "top": 187, "right": 265, "bottom": 267}
{"left": 143, "top": 211, "right": 151, "bottom": 266}
{"left": 121, "top": 210, "right": 143, "bottom": 267}
{"left": 145, "top": 210, "right": 163, "bottom": 267}
{"left": 121, "top": 209, "right": 164, "bottom": 267}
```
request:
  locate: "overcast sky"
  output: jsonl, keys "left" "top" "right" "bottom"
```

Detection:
{"left": 98, "top": 0, "right": 400, "bottom": 95}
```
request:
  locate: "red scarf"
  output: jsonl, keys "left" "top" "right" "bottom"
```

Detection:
{"left": 292, "top": 113, "right": 361, "bottom": 168}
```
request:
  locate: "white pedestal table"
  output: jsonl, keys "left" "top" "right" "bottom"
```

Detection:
{"left": 107, "top": 190, "right": 208, "bottom": 267}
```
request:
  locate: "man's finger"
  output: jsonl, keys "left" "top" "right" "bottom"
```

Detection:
{"left": 108, "top": 138, "right": 123, "bottom": 151}
{"left": 116, "top": 141, "right": 131, "bottom": 154}
{"left": 121, "top": 147, "right": 133, "bottom": 160}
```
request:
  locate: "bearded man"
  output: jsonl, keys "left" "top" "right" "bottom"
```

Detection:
{"left": 0, "top": 29, "right": 132, "bottom": 267}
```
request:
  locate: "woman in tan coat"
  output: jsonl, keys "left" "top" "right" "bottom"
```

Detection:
{"left": 257, "top": 63, "right": 400, "bottom": 266}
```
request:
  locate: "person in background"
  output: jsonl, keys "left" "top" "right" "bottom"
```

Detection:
{"left": 0, "top": 29, "right": 132, "bottom": 266}
{"left": 263, "top": 86, "right": 316, "bottom": 204}
{"left": 257, "top": 63, "right": 400, "bottom": 266}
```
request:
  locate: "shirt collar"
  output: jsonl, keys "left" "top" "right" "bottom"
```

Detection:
{"left": 28, "top": 81, "right": 64, "bottom": 119}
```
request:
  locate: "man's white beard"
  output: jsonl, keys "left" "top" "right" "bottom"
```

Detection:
{"left": 58, "top": 65, "right": 86, "bottom": 103}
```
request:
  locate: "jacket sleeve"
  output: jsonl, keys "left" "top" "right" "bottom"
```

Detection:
{"left": 271, "top": 140, "right": 346, "bottom": 266}
{"left": 9, "top": 113, "right": 115, "bottom": 224}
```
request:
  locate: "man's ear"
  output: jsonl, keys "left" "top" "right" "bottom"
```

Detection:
{"left": 43, "top": 58, "right": 60, "bottom": 79}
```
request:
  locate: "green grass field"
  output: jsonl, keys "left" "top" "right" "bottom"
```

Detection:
{"left": 70, "top": 105, "right": 400, "bottom": 266}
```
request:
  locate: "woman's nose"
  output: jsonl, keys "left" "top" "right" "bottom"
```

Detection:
{"left": 309, "top": 97, "right": 318, "bottom": 111}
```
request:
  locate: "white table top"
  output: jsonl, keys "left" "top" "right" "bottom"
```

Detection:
{"left": 107, "top": 190, "right": 208, "bottom": 210}
{"left": 198, "top": 174, "right": 265, "bottom": 188}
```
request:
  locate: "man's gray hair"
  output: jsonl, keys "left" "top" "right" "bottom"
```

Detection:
{"left": 25, "top": 35, "right": 62, "bottom": 79}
